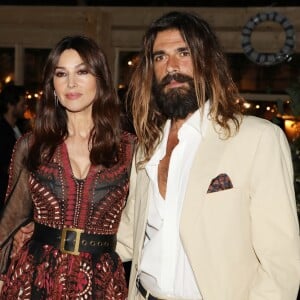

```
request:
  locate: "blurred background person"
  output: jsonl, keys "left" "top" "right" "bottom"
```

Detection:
{"left": 0, "top": 84, "right": 26, "bottom": 212}
{"left": 118, "top": 86, "right": 135, "bottom": 135}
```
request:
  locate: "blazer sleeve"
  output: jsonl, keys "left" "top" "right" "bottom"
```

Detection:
{"left": 0, "top": 134, "right": 33, "bottom": 274}
{"left": 249, "top": 124, "right": 300, "bottom": 300}
{"left": 116, "top": 151, "right": 137, "bottom": 262}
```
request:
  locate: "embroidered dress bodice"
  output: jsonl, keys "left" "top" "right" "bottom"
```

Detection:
{"left": 0, "top": 131, "right": 135, "bottom": 300}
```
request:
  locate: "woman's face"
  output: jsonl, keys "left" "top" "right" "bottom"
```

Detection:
{"left": 53, "top": 49, "right": 97, "bottom": 114}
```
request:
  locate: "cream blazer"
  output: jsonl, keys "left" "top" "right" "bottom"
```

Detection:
{"left": 117, "top": 115, "right": 300, "bottom": 300}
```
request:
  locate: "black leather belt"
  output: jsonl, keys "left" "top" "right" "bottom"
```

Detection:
{"left": 32, "top": 222, "right": 116, "bottom": 256}
{"left": 136, "top": 277, "right": 165, "bottom": 300}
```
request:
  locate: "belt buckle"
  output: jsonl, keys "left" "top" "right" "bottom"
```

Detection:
{"left": 60, "top": 227, "right": 84, "bottom": 255}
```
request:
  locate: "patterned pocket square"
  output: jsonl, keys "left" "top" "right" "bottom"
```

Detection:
{"left": 207, "top": 173, "right": 233, "bottom": 193}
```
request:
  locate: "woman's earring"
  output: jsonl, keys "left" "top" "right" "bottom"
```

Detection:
{"left": 54, "top": 90, "right": 58, "bottom": 107}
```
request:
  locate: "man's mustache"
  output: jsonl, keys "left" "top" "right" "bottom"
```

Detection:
{"left": 160, "top": 73, "right": 193, "bottom": 87}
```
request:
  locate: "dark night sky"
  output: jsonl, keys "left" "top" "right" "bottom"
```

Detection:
{"left": 0, "top": 0, "right": 299, "bottom": 6}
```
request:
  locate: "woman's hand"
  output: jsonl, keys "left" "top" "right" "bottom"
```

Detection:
{"left": 0, "top": 280, "right": 3, "bottom": 293}
{"left": 11, "top": 222, "right": 34, "bottom": 258}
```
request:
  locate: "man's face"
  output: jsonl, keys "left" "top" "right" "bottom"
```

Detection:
{"left": 152, "top": 29, "right": 198, "bottom": 119}
{"left": 13, "top": 96, "right": 26, "bottom": 119}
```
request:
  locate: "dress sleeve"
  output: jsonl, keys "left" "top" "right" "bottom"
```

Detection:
{"left": 0, "top": 134, "right": 33, "bottom": 274}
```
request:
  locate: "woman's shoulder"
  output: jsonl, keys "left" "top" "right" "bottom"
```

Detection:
{"left": 14, "top": 131, "right": 33, "bottom": 153}
{"left": 120, "top": 130, "right": 137, "bottom": 145}
{"left": 9, "top": 131, "right": 34, "bottom": 168}
{"left": 120, "top": 131, "right": 137, "bottom": 162}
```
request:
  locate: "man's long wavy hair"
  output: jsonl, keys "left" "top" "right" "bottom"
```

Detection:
{"left": 128, "top": 11, "right": 243, "bottom": 166}
{"left": 26, "top": 35, "right": 120, "bottom": 171}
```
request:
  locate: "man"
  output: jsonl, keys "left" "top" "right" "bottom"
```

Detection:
{"left": 0, "top": 84, "right": 26, "bottom": 212}
{"left": 117, "top": 11, "right": 300, "bottom": 300}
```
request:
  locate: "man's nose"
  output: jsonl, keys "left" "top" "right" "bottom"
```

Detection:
{"left": 166, "top": 56, "right": 179, "bottom": 74}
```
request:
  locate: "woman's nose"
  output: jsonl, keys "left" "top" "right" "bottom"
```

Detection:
{"left": 67, "top": 75, "right": 77, "bottom": 88}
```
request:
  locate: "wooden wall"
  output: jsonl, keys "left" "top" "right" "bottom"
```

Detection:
{"left": 0, "top": 6, "right": 298, "bottom": 85}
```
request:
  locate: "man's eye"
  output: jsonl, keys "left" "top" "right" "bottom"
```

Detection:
{"left": 180, "top": 50, "right": 190, "bottom": 57}
{"left": 154, "top": 55, "right": 164, "bottom": 62}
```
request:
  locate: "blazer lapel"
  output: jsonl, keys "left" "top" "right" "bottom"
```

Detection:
{"left": 179, "top": 119, "right": 227, "bottom": 298}
{"left": 180, "top": 119, "right": 225, "bottom": 226}
{"left": 134, "top": 162, "right": 152, "bottom": 258}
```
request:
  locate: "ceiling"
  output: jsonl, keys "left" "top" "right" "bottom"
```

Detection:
{"left": 0, "top": 0, "right": 299, "bottom": 6}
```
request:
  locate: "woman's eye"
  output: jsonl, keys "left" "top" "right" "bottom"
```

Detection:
{"left": 54, "top": 71, "right": 66, "bottom": 77}
{"left": 77, "top": 69, "right": 89, "bottom": 75}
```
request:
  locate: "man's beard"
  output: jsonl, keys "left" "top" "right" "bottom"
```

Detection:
{"left": 153, "top": 73, "right": 198, "bottom": 119}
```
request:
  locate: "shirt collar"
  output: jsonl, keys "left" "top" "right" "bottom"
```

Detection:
{"left": 179, "top": 100, "right": 210, "bottom": 137}
{"left": 147, "top": 101, "right": 211, "bottom": 166}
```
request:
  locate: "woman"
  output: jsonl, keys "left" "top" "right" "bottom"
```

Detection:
{"left": 0, "top": 35, "right": 135, "bottom": 299}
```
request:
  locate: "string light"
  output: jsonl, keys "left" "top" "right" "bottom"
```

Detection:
{"left": 4, "top": 75, "right": 12, "bottom": 84}
{"left": 243, "top": 102, "right": 251, "bottom": 109}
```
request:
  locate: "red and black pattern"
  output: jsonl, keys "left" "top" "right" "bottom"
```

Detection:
{"left": 0, "top": 131, "right": 135, "bottom": 300}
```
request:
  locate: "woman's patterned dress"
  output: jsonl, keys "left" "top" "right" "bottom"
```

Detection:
{"left": 0, "top": 131, "right": 135, "bottom": 300}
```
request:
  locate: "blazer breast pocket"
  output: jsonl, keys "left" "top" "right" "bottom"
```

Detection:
{"left": 207, "top": 173, "right": 233, "bottom": 193}
{"left": 204, "top": 187, "right": 246, "bottom": 231}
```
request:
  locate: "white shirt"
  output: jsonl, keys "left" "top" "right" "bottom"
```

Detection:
{"left": 13, "top": 125, "right": 22, "bottom": 139}
{"left": 139, "top": 103, "right": 210, "bottom": 299}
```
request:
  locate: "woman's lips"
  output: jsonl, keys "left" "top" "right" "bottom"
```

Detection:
{"left": 65, "top": 93, "right": 82, "bottom": 100}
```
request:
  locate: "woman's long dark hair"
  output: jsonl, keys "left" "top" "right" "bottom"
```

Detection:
{"left": 27, "top": 35, "right": 120, "bottom": 171}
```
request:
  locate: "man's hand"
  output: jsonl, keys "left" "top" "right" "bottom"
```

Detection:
{"left": 11, "top": 222, "right": 34, "bottom": 258}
